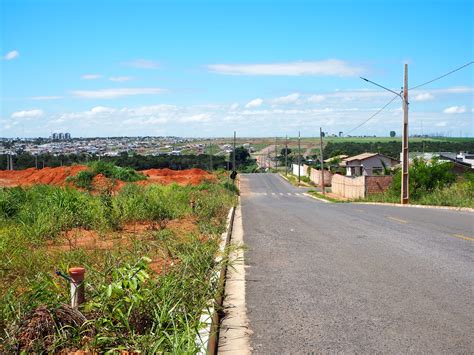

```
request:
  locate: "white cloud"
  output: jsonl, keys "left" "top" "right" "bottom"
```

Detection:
{"left": 434, "top": 86, "right": 474, "bottom": 94}
{"left": 120, "top": 104, "right": 177, "bottom": 116}
{"left": 230, "top": 103, "right": 239, "bottom": 110}
{"left": 71, "top": 87, "right": 166, "bottom": 99}
{"left": 245, "top": 98, "right": 264, "bottom": 108}
{"left": 90, "top": 106, "right": 116, "bottom": 114}
{"left": 31, "top": 96, "right": 62, "bottom": 100}
{"left": 81, "top": 74, "right": 102, "bottom": 80}
{"left": 180, "top": 114, "right": 211, "bottom": 123}
{"left": 4, "top": 50, "right": 19, "bottom": 60}
{"left": 435, "top": 121, "right": 447, "bottom": 127}
{"left": 56, "top": 104, "right": 179, "bottom": 126}
{"left": 123, "top": 59, "right": 160, "bottom": 69}
{"left": 109, "top": 76, "right": 133, "bottom": 82}
{"left": 443, "top": 105, "right": 466, "bottom": 114}
{"left": 208, "top": 59, "right": 364, "bottom": 76}
{"left": 413, "top": 92, "right": 434, "bottom": 102}
{"left": 272, "top": 93, "right": 301, "bottom": 105}
{"left": 307, "top": 94, "right": 326, "bottom": 103}
{"left": 11, "top": 109, "right": 43, "bottom": 118}
{"left": 122, "top": 117, "right": 169, "bottom": 126}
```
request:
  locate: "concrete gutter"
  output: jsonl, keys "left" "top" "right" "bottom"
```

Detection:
{"left": 196, "top": 205, "right": 236, "bottom": 354}
{"left": 218, "top": 200, "right": 251, "bottom": 354}
{"left": 355, "top": 201, "right": 474, "bottom": 213}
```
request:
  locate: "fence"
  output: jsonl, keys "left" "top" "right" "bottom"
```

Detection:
{"left": 331, "top": 174, "right": 393, "bottom": 199}
{"left": 291, "top": 164, "right": 308, "bottom": 177}
{"left": 309, "top": 168, "right": 332, "bottom": 187}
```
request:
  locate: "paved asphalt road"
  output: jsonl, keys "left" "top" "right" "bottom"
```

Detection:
{"left": 240, "top": 173, "right": 473, "bottom": 354}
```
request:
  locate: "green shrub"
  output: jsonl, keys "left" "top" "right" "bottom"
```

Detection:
{"left": 89, "top": 161, "right": 146, "bottom": 182}
{"left": 67, "top": 162, "right": 147, "bottom": 189}
{"left": 388, "top": 158, "right": 456, "bottom": 199}
{"left": 66, "top": 170, "right": 95, "bottom": 189}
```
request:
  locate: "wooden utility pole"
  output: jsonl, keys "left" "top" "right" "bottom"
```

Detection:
{"left": 319, "top": 127, "right": 325, "bottom": 194}
{"left": 275, "top": 137, "right": 278, "bottom": 170}
{"left": 233, "top": 131, "right": 236, "bottom": 171}
{"left": 298, "top": 131, "right": 301, "bottom": 183}
{"left": 401, "top": 64, "right": 409, "bottom": 204}
{"left": 285, "top": 135, "right": 288, "bottom": 176}
{"left": 209, "top": 138, "right": 213, "bottom": 171}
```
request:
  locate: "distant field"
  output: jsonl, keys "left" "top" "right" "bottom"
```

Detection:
{"left": 204, "top": 136, "right": 473, "bottom": 146}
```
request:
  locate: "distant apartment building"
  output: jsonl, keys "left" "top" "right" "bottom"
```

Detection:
{"left": 51, "top": 132, "right": 72, "bottom": 140}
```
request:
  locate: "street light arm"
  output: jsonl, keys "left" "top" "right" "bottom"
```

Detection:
{"left": 360, "top": 77, "right": 402, "bottom": 98}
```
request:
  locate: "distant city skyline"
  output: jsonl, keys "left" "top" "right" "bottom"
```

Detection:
{"left": 1, "top": 0, "right": 473, "bottom": 138}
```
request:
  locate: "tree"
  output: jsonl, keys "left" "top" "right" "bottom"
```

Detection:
{"left": 234, "top": 146, "right": 250, "bottom": 165}
{"left": 390, "top": 131, "right": 396, "bottom": 138}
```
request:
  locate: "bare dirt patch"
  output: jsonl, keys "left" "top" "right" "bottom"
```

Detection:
{"left": 139, "top": 168, "right": 215, "bottom": 186}
{"left": 0, "top": 166, "right": 87, "bottom": 187}
{"left": 0, "top": 166, "right": 214, "bottom": 188}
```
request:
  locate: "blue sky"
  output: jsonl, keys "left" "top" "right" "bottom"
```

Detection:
{"left": 1, "top": 0, "right": 473, "bottom": 137}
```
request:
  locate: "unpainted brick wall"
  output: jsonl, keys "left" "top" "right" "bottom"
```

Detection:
{"left": 365, "top": 176, "right": 393, "bottom": 194}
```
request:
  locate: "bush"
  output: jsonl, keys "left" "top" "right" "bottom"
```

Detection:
{"left": 388, "top": 158, "right": 456, "bottom": 199}
{"left": 89, "top": 161, "right": 147, "bottom": 182}
{"left": 416, "top": 179, "right": 473, "bottom": 207}
{"left": 67, "top": 170, "right": 95, "bottom": 189}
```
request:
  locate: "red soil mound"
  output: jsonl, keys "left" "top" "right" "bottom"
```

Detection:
{"left": 140, "top": 168, "right": 214, "bottom": 186}
{"left": 0, "top": 166, "right": 214, "bottom": 188}
{"left": 0, "top": 166, "right": 87, "bottom": 187}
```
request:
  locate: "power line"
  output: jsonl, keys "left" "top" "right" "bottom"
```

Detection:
{"left": 345, "top": 94, "right": 400, "bottom": 135}
{"left": 410, "top": 61, "right": 474, "bottom": 90}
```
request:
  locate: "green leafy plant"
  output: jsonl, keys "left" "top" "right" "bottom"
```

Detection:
{"left": 389, "top": 158, "right": 456, "bottom": 199}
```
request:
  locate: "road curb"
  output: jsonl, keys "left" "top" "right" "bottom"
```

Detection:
{"left": 279, "top": 172, "right": 313, "bottom": 188}
{"left": 354, "top": 201, "right": 474, "bottom": 213}
{"left": 196, "top": 205, "right": 236, "bottom": 354}
{"left": 218, "top": 199, "right": 251, "bottom": 354}
{"left": 303, "top": 192, "right": 331, "bottom": 203}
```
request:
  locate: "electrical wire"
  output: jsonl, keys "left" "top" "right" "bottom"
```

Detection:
{"left": 345, "top": 94, "right": 400, "bottom": 136}
{"left": 345, "top": 61, "right": 473, "bottom": 136}
{"left": 410, "top": 61, "right": 474, "bottom": 90}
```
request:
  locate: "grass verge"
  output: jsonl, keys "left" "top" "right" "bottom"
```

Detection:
{"left": 280, "top": 173, "right": 313, "bottom": 187}
{"left": 0, "top": 179, "right": 237, "bottom": 352}
{"left": 359, "top": 175, "right": 474, "bottom": 208}
{"left": 306, "top": 190, "right": 342, "bottom": 203}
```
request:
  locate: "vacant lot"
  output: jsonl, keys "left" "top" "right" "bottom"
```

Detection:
{"left": 0, "top": 166, "right": 237, "bottom": 352}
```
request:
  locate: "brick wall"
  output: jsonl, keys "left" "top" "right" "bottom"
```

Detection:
{"left": 365, "top": 176, "right": 393, "bottom": 194}
{"left": 331, "top": 174, "right": 393, "bottom": 199}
